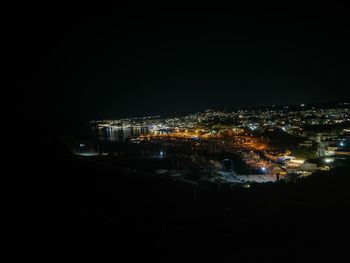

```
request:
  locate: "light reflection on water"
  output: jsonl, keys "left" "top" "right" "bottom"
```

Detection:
{"left": 90, "top": 125, "right": 252, "bottom": 174}
{"left": 94, "top": 126, "right": 167, "bottom": 142}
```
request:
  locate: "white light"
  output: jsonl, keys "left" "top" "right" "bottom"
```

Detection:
{"left": 339, "top": 142, "right": 344, "bottom": 147}
{"left": 325, "top": 150, "right": 335, "bottom": 156}
{"left": 324, "top": 158, "right": 334, "bottom": 163}
{"left": 261, "top": 167, "right": 266, "bottom": 171}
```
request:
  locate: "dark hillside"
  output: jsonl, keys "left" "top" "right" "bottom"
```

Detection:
{"left": 21, "top": 138, "right": 350, "bottom": 262}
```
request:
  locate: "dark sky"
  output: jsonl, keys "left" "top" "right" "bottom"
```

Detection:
{"left": 8, "top": 3, "right": 350, "bottom": 133}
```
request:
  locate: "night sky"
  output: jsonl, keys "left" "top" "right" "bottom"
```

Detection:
{"left": 8, "top": 3, "right": 350, "bottom": 133}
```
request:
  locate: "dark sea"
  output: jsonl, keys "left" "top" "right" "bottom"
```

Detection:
{"left": 88, "top": 125, "right": 252, "bottom": 174}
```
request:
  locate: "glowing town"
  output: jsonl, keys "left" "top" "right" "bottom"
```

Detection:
{"left": 77, "top": 103, "right": 350, "bottom": 186}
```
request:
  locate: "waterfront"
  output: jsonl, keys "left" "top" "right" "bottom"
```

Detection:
{"left": 85, "top": 104, "right": 350, "bottom": 185}
{"left": 86, "top": 124, "right": 281, "bottom": 183}
{"left": 92, "top": 125, "right": 170, "bottom": 142}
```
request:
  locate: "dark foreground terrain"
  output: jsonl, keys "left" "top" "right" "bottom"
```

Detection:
{"left": 20, "top": 138, "right": 350, "bottom": 262}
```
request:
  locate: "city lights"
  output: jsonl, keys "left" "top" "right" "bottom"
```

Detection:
{"left": 91, "top": 102, "right": 350, "bottom": 183}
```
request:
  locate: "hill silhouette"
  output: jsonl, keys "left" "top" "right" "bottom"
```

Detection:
{"left": 22, "top": 137, "right": 350, "bottom": 262}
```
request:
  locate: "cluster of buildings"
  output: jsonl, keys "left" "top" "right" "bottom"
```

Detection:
{"left": 92, "top": 103, "right": 349, "bottom": 133}
{"left": 90, "top": 102, "right": 350, "bottom": 183}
